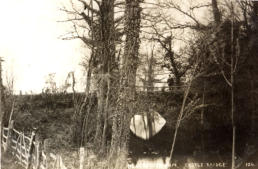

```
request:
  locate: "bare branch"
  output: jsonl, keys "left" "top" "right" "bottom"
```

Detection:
{"left": 114, "top": 1, "right": 125, "bottom": 6}
{"left": 114, "top": 15, "right": 124, "bottom": 24}
{"left": 159, "top": 12, "right": 208, "bottom": 31}
{"left": 221, "top": 70, "right": 232, "bottom": 87}
{"left": 57, "top": 18, "right": 85, "bottom": 23}
{"left": 234, "top": 38, "right": 240, "bottom": 73}
{"left": 60, "top": 8, "right": 78, "bottom": 15}
{"left": 80, "top": 12, "right": 94, "bottom": 26}
{"left": 78, "top": 0, "right": 100, "bottom": 14}
{"left": 190, "top": 4, "right": 211, "bottom": 11}
{"left": 208, "top": 45, "right": 232, "bottom": 87}
{"left": 164, "top": 1, "right": 205, "bottom": 29}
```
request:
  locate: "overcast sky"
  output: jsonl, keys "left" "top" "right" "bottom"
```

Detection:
{"left": 0, "top": 0, "right": 85, "bottom": 94}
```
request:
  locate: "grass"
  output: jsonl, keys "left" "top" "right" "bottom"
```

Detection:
{"left": 2, "top": 151, "right": 22, "bottom": 169}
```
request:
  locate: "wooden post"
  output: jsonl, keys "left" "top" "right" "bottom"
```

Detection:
{"left": 57, "top": 156, "right": 60, "bottom": 169}
{"left": 6, "top": 102, "right": 15, "bottom": 150}
{"left": 5, "top": 120, "right": 14, "bottom": 152}
{"left": 35, "top": 142, "right": 40, "bottom": 169}
{"left": 23, "top": 132, "right": 26, "bottom": 155}
{"left": 26, "top": 131, "right": 35, "bottom": 169}
{"left": 79, "top": 147, "right": 85, "bottom": 169}
{"left": 42, "top": 151, "right": 48, "bottom": 169}
{"left": 60, "top": 156, "right": 67, "bottom": 169}
{"left": 19, "top": 133, "right": 22, "bottom": 162}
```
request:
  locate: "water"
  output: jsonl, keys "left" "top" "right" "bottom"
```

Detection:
{"left": 128, "top": 156, "right": 171, "bottom": 169}
{"left": 127, "top": 155, "right": 230, "bottom": 169}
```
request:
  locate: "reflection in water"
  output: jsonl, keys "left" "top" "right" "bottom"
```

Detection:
{"left": 128, "top": 156, "right": 171, "bottom": 169}
{"left": 127, "top": 156, "right": 229, "bottom": 169}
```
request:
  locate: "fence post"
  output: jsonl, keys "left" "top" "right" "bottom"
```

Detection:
{"left": 26, "top": 131, "right": 36, "bottom": 169}
{"left": 19, "top": 132, "right": 22, "bottom": 162}
{"left": 35, "top": 142, "right": 40, "bottom": 169}
{"left": 60, "top": 156, "right": 67, "bottom": 169}
{"left": 79, "top": 147, "right": 85, "bottom": 169}
{"left": 45, "top": 151, "right": 49, "bottom": 169}
{"left": 58, "top": 155, "right": 61, "bottom": 169}
{"left": 5, "top": 120, "right": 14, "bottom": 152}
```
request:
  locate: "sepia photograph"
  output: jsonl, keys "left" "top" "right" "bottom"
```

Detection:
{"left": 0, "top": 0, "right": 257, "bottom": 169}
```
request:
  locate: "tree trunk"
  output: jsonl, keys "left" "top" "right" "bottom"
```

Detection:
{"left": 94, "top": 0, "right": 116, "bottom": 151}
{"left": 211, "top": 0, "right": 221, "bottom": 25}
{"left": 110, "top": 0, "right": 142, "bottom": 167}
{"left": 169, "top": 66, "right": 197, "bottom": 163}
{"left": 230, "top": 4, "right": 235, "bottom": 168}
{"left": 101, "top": 74, "right": 110, "bottom": 152}
{"left": 175, "top": 76, "right": 181, "bottom": 87}
{"left": 201, "top": 82, "right": 205, "bottom": 157}
{"left": 80, "top": 55, "right": 93, "bottom": 146}
{"left": 94, "top": 79, "right": 105, "bottom": 147}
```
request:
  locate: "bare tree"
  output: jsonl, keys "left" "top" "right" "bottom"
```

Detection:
{"left": 207, "top": 3, "right": 240, "bottom": 168}
{"left": 140, "top": 0, "right": 217, "bottom": 90}
{"left": 1, "top": 68, "right": 16, "bottom": 127}
{"left": 61, "top": 0, "right": 123, "bottom": 151}
{"left": 43, "top": 73, "right": 58, "bottom": 94}
{"left": 158, "top": 35, "right": 191, "bottom": 87}
{"left": 155, "top": 0, "right": 209, "bottom": 30}
{"left": 169, "top": 58, "right": 200, "bottom": 163}
{"left": 139, "top": 44, "right": 162, "bottom": 92}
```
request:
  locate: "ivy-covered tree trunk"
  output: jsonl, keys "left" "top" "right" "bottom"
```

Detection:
{"left": 94, "top": 0, "right": 116, "bottom": 151}
{"left": 110, "top": 0, "right": 142, "bottom": 167}
{"left": 211, "top": 0, "right": 221, "bottom": 25}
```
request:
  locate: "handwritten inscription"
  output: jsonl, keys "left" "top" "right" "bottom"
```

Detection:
{"left": 169, "top": 162, "right": 228, "bottom": 168}
{"left": 169, "top": 162, "right": 256, "bottom": 168}
{"left": 246, "top": 162, "right": 255, "bottom": 167}
{"left": 182, "top": 162, "right": 227, "bottom": 168}
{"left": 128, "top": 160, "right": 256, "bottom": 169}
{"left": 206, "top": 163, "right": 227, "bottom": 167}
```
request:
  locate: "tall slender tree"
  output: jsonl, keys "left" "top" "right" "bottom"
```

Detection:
{"left": 61, "top": 0, "right": 122, "bottom": 150}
